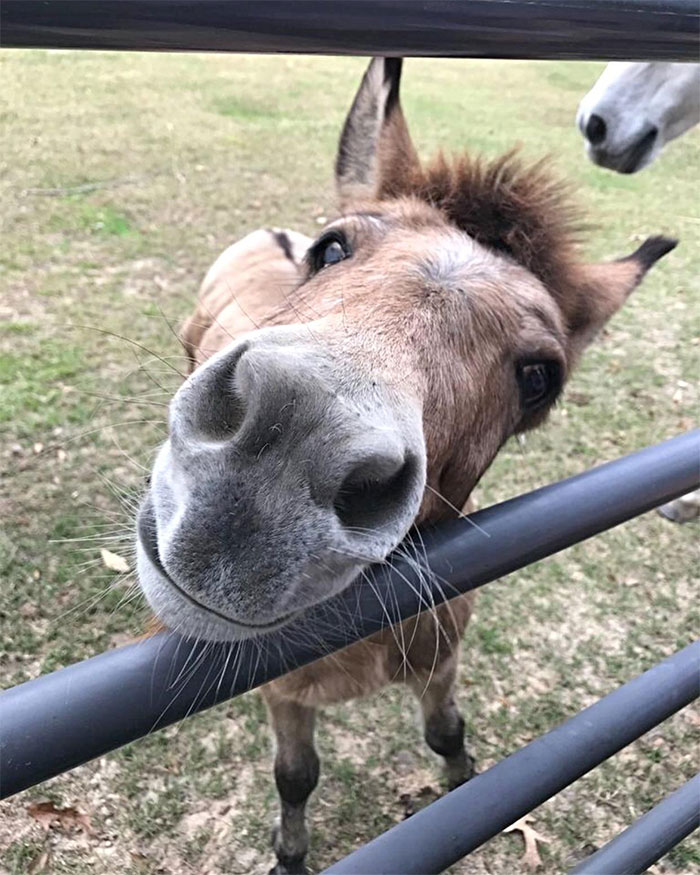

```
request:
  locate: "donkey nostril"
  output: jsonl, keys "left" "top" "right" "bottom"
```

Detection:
{"left": 333, "top": 455, "right": 418, "bottom": 533}
{"left": 177, "top": 341, "right": 249, "bottom": 442}
{"left": 585, "top": 114, "right": 607, "bottom": 146}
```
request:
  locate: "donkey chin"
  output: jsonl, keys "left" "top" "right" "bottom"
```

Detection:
{"left": 136, "top": 331, "right": 427, "bottom": 642}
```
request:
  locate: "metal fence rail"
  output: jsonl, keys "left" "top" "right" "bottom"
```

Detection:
{"left": 572, "top": 773, "right": 700, "bottom": 875}
{"left": 1, "top": 431, "right": 698, "bottom": 801}
{"left": 2, "top": 0, "right": 699, "bottom": 60}
{"left": 322, "top": 641, "right": 700, "bottom": 874}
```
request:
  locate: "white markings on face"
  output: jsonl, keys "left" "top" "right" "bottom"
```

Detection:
{"left": 324, "top": 213, "right": 387, "bottom": 233}
{"left": 419, "top": 230, "right": 494, "bottom": 291}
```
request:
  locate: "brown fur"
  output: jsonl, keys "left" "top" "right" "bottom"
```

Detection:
{"left": 181, "top": 228, "right": 310, "bottom": 369}
{"left": 387, "top": 150, "right": 580, "bottom": 287}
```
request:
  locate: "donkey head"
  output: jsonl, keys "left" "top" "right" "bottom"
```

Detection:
{"left": 137, "top": 58, "right": 676, "bottom": 641}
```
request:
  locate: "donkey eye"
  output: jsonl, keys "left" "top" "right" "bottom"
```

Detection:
{"left": 322, "top": 240, "right": 347, "bottom": 267}
{"left": 517, "top": 362, "right": 559, "bottom": 410}
{"left": 309, "top": 232, "right": 351, "bottom": 272}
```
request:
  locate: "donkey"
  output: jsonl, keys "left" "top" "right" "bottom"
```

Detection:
{"left": 577, "top": 62, "right": 700, "bottom": 174}
{"left": 136, "top": 58, "right": 676, "bottom": 873}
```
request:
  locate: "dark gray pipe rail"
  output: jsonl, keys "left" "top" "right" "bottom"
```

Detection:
{"left": 572, "top": 773, "right": 700, "bottom": 875}
{"left": 2, "top": 0, "right": 699, "bottom": 61}
{"left": 322, "top": 640, "right": 700, "bottom": 874}
{"left": 1, "top": 430, "right": 698, "bottom": 799}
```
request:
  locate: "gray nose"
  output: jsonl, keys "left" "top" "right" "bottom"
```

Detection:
{"left": 169, "top": 339, "right": 423, "bottom": 536}
{"left": 331, "top": 449, "right": 418, "bottom": 533}
{"left": 585, "top": 113, "right": 607, "bottom": 146}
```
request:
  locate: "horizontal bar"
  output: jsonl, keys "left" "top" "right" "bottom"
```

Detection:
{"left": 323, "top": 641, "right": 700, "bottom": 874}
{"left": 2, "top": 0, "right": 699, "bottom": 61}
{"left": 0, "top": 430, "right": 697, "bottom": 798}
{"left": 571, "top": 773, "right": 700, "bottom": 875}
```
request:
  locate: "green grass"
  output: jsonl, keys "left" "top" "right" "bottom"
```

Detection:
{"left": 0, "top": 51, "right": 698, "bottom": 875}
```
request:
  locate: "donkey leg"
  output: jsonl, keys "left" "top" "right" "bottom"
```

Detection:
{"left": 266, "top": 698, "right": 320, "bottom": 875}
{"left": 409, "top": 656, "right": 475, "bottom": 790}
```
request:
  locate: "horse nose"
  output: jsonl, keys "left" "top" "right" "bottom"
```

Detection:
{"left": 585, "top": 114, "right": 607, "bottom": 146}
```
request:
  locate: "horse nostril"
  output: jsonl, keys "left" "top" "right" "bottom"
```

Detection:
{"left": 333, "top": 454, "right": 418, "bottom": 533}
{"left": 585, "top": 114, "right": 607, "bottom": 146}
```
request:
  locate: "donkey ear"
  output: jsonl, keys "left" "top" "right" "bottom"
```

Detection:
{"left": 567, "top": 236, "right": 677, "bottom": 357}
{"left": 335, "top": 57, "right": 420, "bottom": 208}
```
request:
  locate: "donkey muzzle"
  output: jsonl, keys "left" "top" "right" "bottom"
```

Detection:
{"left": 136, "top": 330, "right": 426, "bottom": 641}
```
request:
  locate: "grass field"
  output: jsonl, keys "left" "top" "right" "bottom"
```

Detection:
{"left": 0, "top": 51, "right": 698, "bottom": 875}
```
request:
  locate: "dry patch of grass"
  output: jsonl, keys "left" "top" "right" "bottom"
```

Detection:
{"left": 1, "top": 51, "right": 698, "bottom": 874}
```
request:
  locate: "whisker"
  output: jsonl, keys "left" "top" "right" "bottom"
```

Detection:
{"left": 71, "top": 388, "right": 169, "bottom": 408}
{"left": 61, "top": 323, "right": 187, "bottom": 378}
{"left": 424, "top": 484, "right": 491, "bottom": 538}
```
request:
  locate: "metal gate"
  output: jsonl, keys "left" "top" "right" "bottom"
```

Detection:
{"left": 1, "top": 4, "right": 698, "bottom": 872}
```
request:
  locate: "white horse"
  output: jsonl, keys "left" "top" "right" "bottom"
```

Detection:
{"left": 578, "top": 62, "right": 700, "bottom": 524}
{"left": 577, "top": 62, "right": 700, "bottom": 173}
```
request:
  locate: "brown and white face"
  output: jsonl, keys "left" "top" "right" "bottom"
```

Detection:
{"left": 136, "top": 58, "right": 676, "bottom": 642}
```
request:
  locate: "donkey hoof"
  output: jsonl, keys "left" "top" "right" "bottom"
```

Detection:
{"left": 269, "top": 861, "right": 309, "bottom": 875}
{"left": 446, "top": 752, "right": 477, "bottom": 790}
{"left": 270, "top": 824, "right": 309, "bottom": 875}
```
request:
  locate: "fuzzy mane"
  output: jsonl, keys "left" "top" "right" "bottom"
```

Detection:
{"left": 383, "top": 148, "right": 583, "bottom": 299}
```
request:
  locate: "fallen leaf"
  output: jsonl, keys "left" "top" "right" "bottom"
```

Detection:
{"left": 100, "top": 548, "right": 130, "bottom": 573}
{"left": 504, "top": 814, "right": 550, "bottom": 869}
{"left": 566, "top": 391, "right": 591, "bottom": 407}
{"left": 27, "top": 801, "right": 94, "bottom": 834}
{"left": 28, "top": 850, "right": 51, "bottom": 873}
{"left": 683, "top": 710, "right": 700, "bottom": 728}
